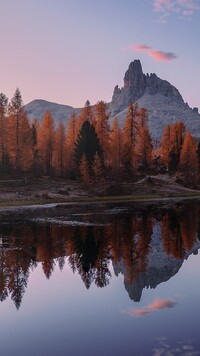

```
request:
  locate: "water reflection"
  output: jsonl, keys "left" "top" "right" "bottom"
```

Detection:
{"left": 0, "top": 201, "right": 200, "bottom": 309}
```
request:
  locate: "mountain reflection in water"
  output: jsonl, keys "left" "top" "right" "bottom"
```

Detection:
{"left": 0, "top": 201, "right": 200, "bottom": 309}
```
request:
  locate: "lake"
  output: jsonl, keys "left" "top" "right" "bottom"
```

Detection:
{"left": 0, "top": 200, "right": 200, "bottom": 356}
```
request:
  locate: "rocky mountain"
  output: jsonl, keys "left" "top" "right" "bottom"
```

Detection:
{"left": 110, "top": 59, "right": 200, "bottom": 142}
{"left": 25, "top": 60, "right": 200, "bottom": 141}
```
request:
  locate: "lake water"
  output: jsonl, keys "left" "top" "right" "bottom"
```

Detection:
{"left": 0, "top": 201, "right": 200, "bottom": 356}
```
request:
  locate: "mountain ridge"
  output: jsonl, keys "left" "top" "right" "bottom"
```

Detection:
{"left": 25, "top": 60, "right": 200, "bottom": 141}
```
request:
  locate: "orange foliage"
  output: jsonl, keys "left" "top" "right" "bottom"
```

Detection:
{"left": 110, "top": 117, "right": 122, "bottom": 170}
{"left": 122, "top": 102, "right": 139, "bottom": 170}
{"left": 136, "top": 127, "right": 152, "bottom": 171}
{"left": 53, "top": 122, "right": 66, "bottom": 177}
{"left": 178, "top": 131, "right": 198, "bottom": 183}
{"left": 95, "top": 101, "right": 110, "bottom": 163}
{"left": 37, "top": 111, "right": 55, "bottom": 175}
{"left": 7, "top": 89, "right": 32, "bottom": 172}
{"left": 79, "top": 154, "right": 91, "bottom": 184}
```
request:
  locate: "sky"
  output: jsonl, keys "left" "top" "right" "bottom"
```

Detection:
{"left": 1, "top": 0, "right": 200, "bottom": 109}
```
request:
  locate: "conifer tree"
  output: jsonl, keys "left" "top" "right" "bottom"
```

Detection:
{"left": 19, "top": 114, "right": 33, "bottom": 172}
{"left": 79, "top": 154, "right": 91, "bottom": 185}
{"left": 77, "top": 100, "right": 94, "bottom": 132}
{"left": 74, "top": 120, "right": 102, "bottom": 173}
{"left": 66, "top": 112, "right": 78, "bottom": 171}
{"left": 53, "top": 122, "right": 66, "bottom": 177}
{"left": 94, "top": 101, "right": 110, "bottom": 163}
{"left": 110, "top": 117, "right": 122, "bottom": 170}
{"left": 30, "top": 120, "right": 40, "bottom": 176}
{"left": 0, "top": 93, "right": 9, "bottom": 173}
{"left": 178, "top": 131, "right": 198, "bottom": 183}
{"left": 136, "top": 127, "right": 152, "bottom": 172}
{"left": 122, "top": 102, "right": 139, "bottom": 171}
{"left": 160, "top": 124, "right": 171, "bottom": 168}
{"left": 138, "top": 107, "right": 148, "bottom": 128}
{"left": 169, "top": 121, "right": 185, "bottom": 172}
{"left": 92, "top": 152, "right": 105, "bottom": 192}
{"left": 37, "top": 111, "right": 55, "bottom": 176}
{"left": 7, "top": 89, "right": 32, "bottom": 172}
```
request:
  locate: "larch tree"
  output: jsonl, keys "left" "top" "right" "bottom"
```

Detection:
{"left": 7, "top": 89, "right": 32, "bottom": 172}
{"left": 122, "top": 102, "right": 139, "bottom": 172}
{"left": 92, "top": 151, "right": 105, "bottom": 192}
{"left": 30, "top": 119, "right": 40, "bottom": 176}
{"left": 169, "top": 121, "right": 185, "bottom": 172}
{"left": 0, "top": 93, "right": 9, "bottom": 173}
{"left": 94, "top": 101, "right": 110, "bottom": 164}
{"left": 110, "top": 117, "right": 122, "bottom": 171}
{"left": 37, "top": 111, "right": 55, "bottom": 176}
{"left": 77, "top": 100, "right": 94, "bottom": 132}
{"left": 178, "top": 131, "right": 198, "bottom": 183}
{"left": 136, "top": 127, "right": 153, "bottom": 172}
{"left": 19, "top": 114, "right": 33, "bottom": 172}
{"left": 66, "top": 112, "right": 78, "bottom": 171}
{"left": 53, "top": 122, "right": 66, "bottom": 177}
{"left": 138, "top": 107, "right": 148, "bottom": 128}
{"left": 160, "top": 124, "right": 171, "bottom": 168}
{"left": 196, "top": 142, "right": 200, "bottom": 173}
{"left": 79, "top": 153, "right": 91, "bottom": 185}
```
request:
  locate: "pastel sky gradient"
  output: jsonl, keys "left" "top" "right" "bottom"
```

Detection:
{"left": 1, "top": 0, "right": 200, "bottom": 109}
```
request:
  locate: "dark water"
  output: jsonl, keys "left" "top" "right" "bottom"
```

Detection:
{"left": 0, "top": 201, "right": 200, "bottom": 356}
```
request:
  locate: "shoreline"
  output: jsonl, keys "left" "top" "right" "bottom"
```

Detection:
{"left": 0, "top": 190, "right": 200, "bottom": 212}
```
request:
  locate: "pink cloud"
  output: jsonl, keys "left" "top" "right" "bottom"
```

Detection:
{"left": 131, "top": 43, "right": 177, "bottom": 62}
{"left": 132, "top": 309, "right": 152, "bottom": 316}
{"left": 148, "top": 299, "right": 176, "bottom": 310}
{"left": 129, "top": 298, "right": 176, "bottom": 317}
{"left": 133, "top": 44, "right": 152, "bottom": 52}
{"left": 148, "top": 50, "right": 177, "bottom": 61}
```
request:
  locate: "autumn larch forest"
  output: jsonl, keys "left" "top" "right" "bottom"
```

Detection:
{"left": 0, "top": 88, "right": 199, "bottom": 190}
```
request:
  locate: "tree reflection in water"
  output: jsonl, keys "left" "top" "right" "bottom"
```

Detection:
{"left": 0, "top": 201, "right": 200, "bottom": 309}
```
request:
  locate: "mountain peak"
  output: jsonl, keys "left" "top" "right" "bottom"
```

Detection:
{"left": 124, "top": 59, "right": 144, "bottom": 87}
{"left": 123, "top": 59, "right": 145, "bottom": 102}
{"left": 111, "top": 59, "right": 183, "bottom": 116}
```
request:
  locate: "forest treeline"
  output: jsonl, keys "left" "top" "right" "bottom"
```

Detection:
{"left": 0, "top": 88, "right": 200, "bottom": 186}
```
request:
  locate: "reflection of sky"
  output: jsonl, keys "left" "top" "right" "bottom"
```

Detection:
{"left": 0, "top": 250, "right": 200, "bottom": 356}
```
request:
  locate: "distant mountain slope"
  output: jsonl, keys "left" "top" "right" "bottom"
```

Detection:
{"left": 111, "top": 93, "right": 200, "bottom": 142}
{"left": 25, "top": 99, "right": 81, "bottom": 124}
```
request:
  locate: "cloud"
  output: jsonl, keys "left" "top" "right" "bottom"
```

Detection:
{"left": 132, "top": 309, "right": 152, "bottom": 316}
{"left": 153, "top": 0, "right": 200, "bottom": 19}
{"left": 153, "top": 0, "right": 175, "bottom": 13}
{"left": 148, "top": 50, "right": 177, "bottom": 61}
{"left": 131, "top": 43, "right": 177, "bottom": 62}
{"left": 133, "top": 44, "right": 152, "bottom": 52}
{"left": 148, "top": 299, "right": 176, "bottom": 310}
{"left": 129, "top": 298, "right": 176, "bottom": 317}
{"left": 177, "top": 0, "right": 200, "bottom": 10}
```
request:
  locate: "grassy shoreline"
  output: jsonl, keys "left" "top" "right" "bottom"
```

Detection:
{"left": 1, "top": 190, "right": 200, "bottom": 209}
